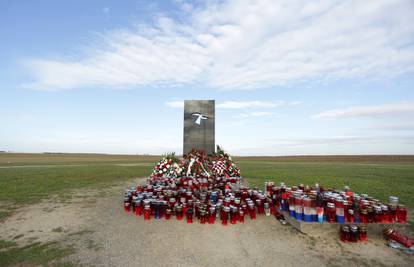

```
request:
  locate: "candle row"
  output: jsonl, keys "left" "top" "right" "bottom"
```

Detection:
{"left": 265, "top": 182, "right": 407, "bottom": 224}
{"left": 340, "top": 225, "right": 367, "bottom": 242}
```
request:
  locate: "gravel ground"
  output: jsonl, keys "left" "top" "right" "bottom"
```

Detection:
{"left": 1, "top": 178, "right": 413, "bottom": 267}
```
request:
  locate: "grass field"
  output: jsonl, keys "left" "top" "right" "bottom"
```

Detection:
{"left": 0, "top": 153, "right": 413, "bottom": 266}
{"left": 0, "top": 153, "right": 414, "bottom": 208}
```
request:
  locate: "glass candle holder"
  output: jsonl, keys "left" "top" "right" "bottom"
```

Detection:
{"left": 239, "top": 210, "right": 245, "bottom": 223}
{"left": 230, "top": 208, "right": 237, "bottom": 224}
{"left": 343, "top": 201, "right": 349, "bottom": 223}
{"left": 222, "top": 207, "right": 230, "bottom": 225}
{"left": 264, "top": 202, "right": 271, "bottom": 216}
{"left": 367, "top": 206, "right": 374, "bottom": 223}
{"left": 200, "top": 210, "right": 206, "bottom": 224}
{"left": 348, "top": 209, "right": 355, "bottom": 224}
{"left": 374, "top": 205, "right": 382, "bottom": 223}
{"left": 294, "top": 196, "right": 303, "bottom": 221}
{"left": 209, "top": 207, "right": 216, "bottom": 224}
{"left": 144, "top": 205, "right": 151, "bottom": 220}
{"left": 289, "top": 195, "right": 296, "bottom": 218}
{"left": 316, "top": 207, "right": 324, "bottom": 224}
{"left": 350, "top": 225, "right": 359, "bottom": 243}
{"left": 186, "top": 208, "right": 193, "bottom": 224}
{"left": 335, "top": 199, "right": 344, "bottom": 224}
{"left": 396, "top": 205, "right": 407, "bottom": 224}
{"left": 384, "top": 228, "right": 412, "bottom": 248}
{"left": 340, "top": 225, "right": 350, "bottom": 242}
{"left": 389, "top": 204, "right": 396, "bottom": 223}
{"left": 381, "top": 205, "right": 390, "bottom": 224}
{"left": 360, "top": 209, "right": 368, "bottom": 224}
{"left": 154, "top": 201, "right": 160, "bottom": 220}
{"left": 176, "top": 205, "right": 183, "bottom": 220}
{"left": 326, "top": 203, "right": 336, "bottom": 223}
{"left": 303, "top": 197, "right": 312, "bottom": 222}
{"left": 359, "top": 226, "right": 367, "bottom": 242}
{"left": 123, "top": 197, "right": 131, "bottom": 212}
{"left": 248, "top": 203, "right": 256, "bottom": 220}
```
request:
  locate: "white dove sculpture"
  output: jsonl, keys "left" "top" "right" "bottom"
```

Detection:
{"left": 191, "top": 112, "right": 208, "bottom": 125}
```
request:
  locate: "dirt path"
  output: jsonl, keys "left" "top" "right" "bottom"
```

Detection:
{"left": 1, "top": 179, "right": 412, "bottom": 267}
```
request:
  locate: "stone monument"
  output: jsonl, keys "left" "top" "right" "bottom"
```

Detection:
{"left": 183, "top": 100, "right": 215, "bottom": 155}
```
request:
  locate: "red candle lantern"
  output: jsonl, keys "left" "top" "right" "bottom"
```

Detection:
{"left": 374, "top": 205, "right": 382, "bottom": 223}
{"left": 396, "top": 205, "right": 407, "bottom": 224}
{"left": 176, "top": 205, "right": 183, "bottom": 220}
{"left": 186, "top": 208, "right": 193, "bottom": 224}
{"left": 209, "top": 207, "right": 216, "bottom": 224}
{"left": 326, "top": 203, "right": 336, "bottom": 223}
{"left": 359, "top": 226, "right": 367, "bottom": 242}
{"left": 200, "top": 209, "right": 206, "bottom": 224}
{"left": 381, "top": 205, "right": 390, "bottom": 224}
{"left": 134, "top": 199, "right": 142, "bottom": 216}
{"left": 340, "top": 225, "right": 350, "bottom": 242}
{"left": 389, "top": 204, "right": 396, "bottom": 223}
{"left": 264, "top": 202, "right": 271, "bottom": 216}
{"left": 123, "top": 197, "right": 131, "bottom": 212}
{"left": 239, "top": 210, "right": 245, "bottom": 223}
{"left": 384, "top": 228, "right": 412, "bottom": 248}
{"left": 343, "top": 201, "right": 349, "bottom": 222}
{"left": 348, "top": 209, "right": 355, "bottom": 224}
{"left": 144, "top": 204, "right": 151, "bottom": 220}
{"left": 248, "top": 202, "right": 256, "bottom": 220}
{"left": 349, "top": 225, "right": 359, "bottom": 243}
{"left": 165, "top": 208, "right": 172, "bottom": 220}
{"left": 230, "top": 207, "right": 237, "bottom": 224}
{"left": 222, "top": 206, "right": 230, "bottom": 225}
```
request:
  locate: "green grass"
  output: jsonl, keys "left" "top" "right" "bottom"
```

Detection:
{"left": 0, "top": 164, "right": 151, "bottom": 204}
{"left": 0, "top": 241, "right": 74, "bottom": 266}
{"left": 0, "top": 153, "right": 413, "bottom": 208}
{"left": 0, "top": 153, "right": 413, "bottom": 265}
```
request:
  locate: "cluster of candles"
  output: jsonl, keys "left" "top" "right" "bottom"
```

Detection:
{"left": 265, "top": 182, "right": 407, "bottom": 224}
{"left": 340, "top": 225, "right": 367, "bottom": 242}
{"left": 123, "top": 176, "right": 274, "bottom": 225}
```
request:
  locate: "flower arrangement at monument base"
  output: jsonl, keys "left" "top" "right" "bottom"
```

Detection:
{"left": 150, "top": 153, "right": 183, "bottom": 178}
{"left": 123, "top": 148, "right": 275, "bottom": 225}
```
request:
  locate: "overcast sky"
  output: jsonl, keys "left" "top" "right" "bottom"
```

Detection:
{"left": 1, "top": 0, "right": 414, "bottom": 155}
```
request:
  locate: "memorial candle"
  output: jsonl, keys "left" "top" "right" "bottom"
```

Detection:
{"left": 396, "top": 205, "right": 407, "bottom": 224}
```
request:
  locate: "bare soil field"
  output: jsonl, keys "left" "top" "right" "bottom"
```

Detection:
{"left": 1, "top": 178, "right": 412, "bottom": 267}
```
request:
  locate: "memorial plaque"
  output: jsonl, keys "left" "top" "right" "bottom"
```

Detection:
{"left": 183, "top": 100, "right": 215, "bottom": 155}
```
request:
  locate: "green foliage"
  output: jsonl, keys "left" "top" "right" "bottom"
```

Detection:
{"left": 163, "top": 152, "right": 179, "bottom": 162}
